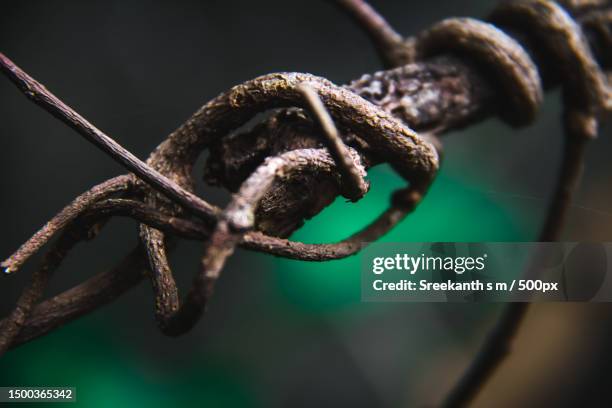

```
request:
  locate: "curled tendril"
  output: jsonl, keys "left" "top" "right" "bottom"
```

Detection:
{"left": 0, "top": 60, "right": 438, "bottom": 345}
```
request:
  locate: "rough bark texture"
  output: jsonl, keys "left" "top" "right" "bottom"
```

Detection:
{"left": 204, "top": 56, "right": 490, "bottom": 235}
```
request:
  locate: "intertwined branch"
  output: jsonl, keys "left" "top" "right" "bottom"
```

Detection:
{"left": 1, "top": 0, "right": 610, "bottom": 406}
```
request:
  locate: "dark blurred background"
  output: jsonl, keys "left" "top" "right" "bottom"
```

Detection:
{"left": 1, "top": 1, "right": 612, "bottom": 407}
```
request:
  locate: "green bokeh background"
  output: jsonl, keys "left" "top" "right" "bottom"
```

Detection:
{"left": 0, "top": 156, "right": 541, "bottom": 407}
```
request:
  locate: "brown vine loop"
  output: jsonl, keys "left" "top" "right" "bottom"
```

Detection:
{"left": 442, "top": 1, "right": 611, "bottom": 407}
{"left": 158, "top": 147, "right": 371, "bottom": 336}
{"left": 0, "top": 51, "right": 439, "bottom": 346}
{"left": 415, "top": 17, "right": 543, "bottom": 126}
{"left": 138, "top": 72, "right": 438, "bottom": 334}
{"left": 490, "top": 0, "right": 612, "bottom": 139}
{"left": 580, "top": 9, "right": 612, "bottom": 67}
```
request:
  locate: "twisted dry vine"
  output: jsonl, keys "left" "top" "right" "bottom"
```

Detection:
{"left": 1, "top": 0, "right": 610, "bottom": 405}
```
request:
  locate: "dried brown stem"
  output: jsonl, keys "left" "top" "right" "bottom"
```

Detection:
{"left": 22, "top": 192, "right": 422, "bottom": 263}
{"left": 149, "top": 147, "right": 370, "bottom": 335}
{"left": 241, "top": 201, "right": 420, "bottom": 261}
{"left": 0, "top": 53, "right": 219, "bottom": 222}
{"left": 2, "top": 247, "right": 148, "bottom": 349}
{"left": 443, "top": 1, "right": 611, "bottom": 406}
{"left": 88, "top": 193, "right": 423, "bottom": 263}
{"left": 0, "top": 210, "right": 108, "bottom": 356}
{"left": 444, "top": 129, "right": 593, "bottom": 408}
{"left": 334, "top": 0, "right": 413, "bottom": 67}
{"left": 442, "top": 303, "right": 530, "bottom": 408}
{"left": 0, "top": 185, "right": 423, "bottom": 349}
{"left": 1, "top": 175, "right": 134, "bottom": 275}
{"left": 135, "top": 69, "right": 438, "bottom": 336}
{"left": 297, "top": 84, "right": 369, "bottom": 201}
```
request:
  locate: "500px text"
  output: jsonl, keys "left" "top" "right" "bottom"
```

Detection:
{"left": 373, "top": 279, "right": 559, "bottom": 293}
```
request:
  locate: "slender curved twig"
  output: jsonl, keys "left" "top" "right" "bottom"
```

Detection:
{"left": 0, "top": 208, "right": 110, "bottom": 354}
{"left": 1, "top": 175, "right": 135, "bottom": 274}
{"left": 0, "top": 53, "right": 220, "bottom": 223}
{"left": 297, "top": 84, "right": 369, "bottom": 201}
{"left": 334, "top": 0, "right": 413, "bottom": 67}
{"left": 2, "top": 247, "right": 148, "bottom": 349}
{"left": 443, "top": 1, "right": 611, "bottom": 406}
